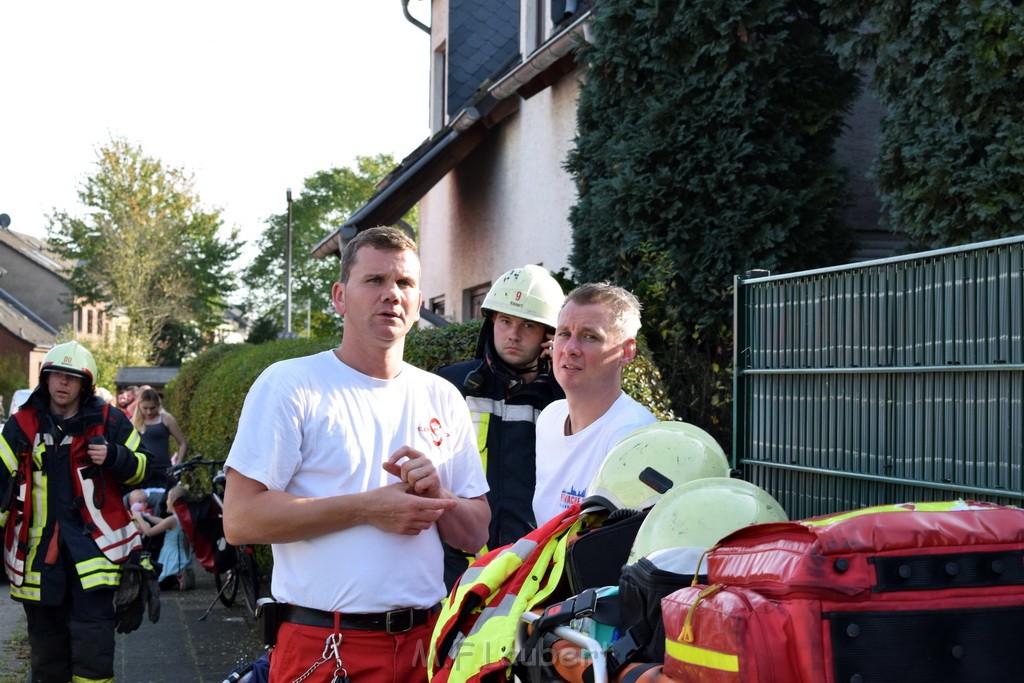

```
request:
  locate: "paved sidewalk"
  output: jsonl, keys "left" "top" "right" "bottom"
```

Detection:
{"left": 1, "top": 570, "right": 266, "bottom": 683}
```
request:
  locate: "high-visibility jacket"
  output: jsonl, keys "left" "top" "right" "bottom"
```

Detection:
{"left": 0, "top": 393, "right": 149, "bottom": 603}
{"left": 428, "top": 504, "right": 584, "bottom": 683}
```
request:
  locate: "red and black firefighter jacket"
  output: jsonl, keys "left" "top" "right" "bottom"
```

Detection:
{"left": 0, "top": 392, "right": 150, "bottom": 603}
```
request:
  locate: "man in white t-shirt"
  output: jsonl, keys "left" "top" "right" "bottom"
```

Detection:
{"left": 222, "top": 227, "right": 490, "bottom": 683}
{"left": 533, "top": 283, "right": 657, "bottom": 524}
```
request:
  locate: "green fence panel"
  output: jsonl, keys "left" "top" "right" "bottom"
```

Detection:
{"left": 734, "top": 236, "right": 1024, "bottom": 519}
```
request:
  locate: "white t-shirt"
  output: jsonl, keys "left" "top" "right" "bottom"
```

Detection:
{"left": 532, "top": 392, "right": 657, "bottom": 524}
{"left": 226, "top": 350, "right": 488, "bottom": 613}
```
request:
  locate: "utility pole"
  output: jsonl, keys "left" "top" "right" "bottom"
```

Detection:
{"left": 285, "top": 188, "right": 293, "bottom": 336}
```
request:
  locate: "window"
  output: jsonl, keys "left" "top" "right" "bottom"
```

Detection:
{"left": 96, "top": 309, "right": 104, "bottom": 335}
{"left": 464, "top": 283, "right": 491, "bottom": 322}
{"left": 431, "top": 43, "right": 447, "bottom": 133}
{"left": 86, "top": 310, "right": 93, "bottom": 335}
{"left": 430, "top": 295, "right": 446, "bottom": 317}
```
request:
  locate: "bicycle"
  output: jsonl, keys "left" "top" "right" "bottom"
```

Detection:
{"left": 169, "top": 458, "right": 263, "bottom": 620}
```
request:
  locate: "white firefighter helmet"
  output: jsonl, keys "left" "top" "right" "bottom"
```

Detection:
{"left": 627, "top": 477, "right": 788, "bottom": 563}
{"left": 582, "top": 421, "right": 731, "bottom": 513}
{"left": 40, "top": 341, "right": 98, "bottom": 387}
{"left": 481, "top": 264, "right": 565, "bottom": 329}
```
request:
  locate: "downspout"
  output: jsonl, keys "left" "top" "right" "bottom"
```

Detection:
{"left": 401, "top": 0, "right": 430, "bottom": 34}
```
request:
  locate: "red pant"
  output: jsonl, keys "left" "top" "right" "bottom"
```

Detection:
{"left": 269, "top": 618, "right": 436, "bottom": 683}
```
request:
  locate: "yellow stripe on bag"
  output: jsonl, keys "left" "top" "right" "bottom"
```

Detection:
{"left": 665, "top": 638, "right": 739, "bottom": 673}
{"left": 799, "top": 500, "right": 965, "bottom": 527}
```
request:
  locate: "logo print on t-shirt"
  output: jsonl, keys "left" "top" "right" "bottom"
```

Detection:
{"left": 420, "top": 417, "right": 447, "bottom": 446}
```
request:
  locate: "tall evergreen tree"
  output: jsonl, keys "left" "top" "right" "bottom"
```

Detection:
{"left": 567, "top": 0, "right": 860, "bottom": 437}
{"left": 824, "top": 0, "right": 1024, "bottom": 248}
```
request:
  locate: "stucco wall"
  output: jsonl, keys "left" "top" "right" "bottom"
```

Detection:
{"left": 420, "top": 74, "right": 579, "bottom": 322}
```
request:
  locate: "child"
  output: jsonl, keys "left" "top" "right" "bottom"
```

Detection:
{"left": 129, "top": 489, "right": 152, "bottom": 515}
{"left": 134, "top": 486, "right": 196, "bottom": 590}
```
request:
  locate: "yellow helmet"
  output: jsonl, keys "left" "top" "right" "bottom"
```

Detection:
{"left": 40, "top": 341, "right": 98, "bottom": 388}
{"left": 582, "top": 421, "right": 731, "bottom": 513}
{"left": 627, "top": 477, "right": 788, "bottom": 563}
{"left": 482, "top": 264, "right": 565, "bottom": 329}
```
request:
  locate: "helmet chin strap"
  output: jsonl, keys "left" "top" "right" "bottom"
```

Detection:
{"left": 511, "top": 358, "right": 541, "bottom": 377}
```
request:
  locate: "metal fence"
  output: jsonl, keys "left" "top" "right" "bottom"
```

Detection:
{"left": 733, "top": 235, "right": 1024, "bottom": 519}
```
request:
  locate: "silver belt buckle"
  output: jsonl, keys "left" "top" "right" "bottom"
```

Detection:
{"left": 385, "top": 607, "right": 414, "bottom": 634}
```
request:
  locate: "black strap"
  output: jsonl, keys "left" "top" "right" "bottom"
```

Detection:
{"left": 606, "top": 625, "right": 647, "bottom": 671}
{"left": 534, "top": 587, "right": 599, "bottom": 632}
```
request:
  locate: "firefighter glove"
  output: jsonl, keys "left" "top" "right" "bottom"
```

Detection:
{"left": 114, "top": 550, "right": 162, "bottom": 633}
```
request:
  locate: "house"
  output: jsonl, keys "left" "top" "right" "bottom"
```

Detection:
{"left": 0, "top": 224, "right": 131, "bottom": 384}
{"left": 0, "top": 224, "right": 75, "bottom": 332}
{"left": 313, "top": 1, "right": 896, "bottom": 324}
{"left": 0, "top": 287, "right": 57, "bottom": 387}
{"left": 212, "top": 304, "right": 250, "bottom": 345}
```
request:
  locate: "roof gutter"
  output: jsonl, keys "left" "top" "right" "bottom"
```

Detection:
{"left": 488, "top": 10, "right": 591, "bottom": 100}
{"left": 401, "top": 0, "right": 430, "bottom": 34}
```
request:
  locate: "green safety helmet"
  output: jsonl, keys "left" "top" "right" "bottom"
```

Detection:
{"left": 481, "top": 264, "right": 565, "bottom": 329}
{"left": 582, "top": 421, "right": 731, "bottom": 513}
{"left": 627, "top": 477, "right": 788, "bottom": 563}
{"left": 40, "top": 341, "right": 98, "bottom": 388}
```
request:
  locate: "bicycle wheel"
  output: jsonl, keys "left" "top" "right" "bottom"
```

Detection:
{"left": 215, "top": 568, "right": 239, "bottom": 607}
{"left": 236, "top": 545, "right": 261, "bottom": 615}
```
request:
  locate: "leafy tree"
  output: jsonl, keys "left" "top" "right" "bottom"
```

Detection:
{"left": 242, "top": 154, "right": 417, "bottom": 340}
{"left": 823, "top": 0, "right": 1024, "bottom": 249}
{"left": 48, "top": 137, "right": 242, "bottom": 363}
{"left": 567, "top": 0, "right": 860, "bottom": 445}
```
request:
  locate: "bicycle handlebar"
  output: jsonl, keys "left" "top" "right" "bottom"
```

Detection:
{"left": 169, "top": 458, "right": 226, "bottom": 476}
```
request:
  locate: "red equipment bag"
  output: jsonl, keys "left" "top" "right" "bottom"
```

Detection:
{"left": 173, "top": 494, "right": 236, "bottom": 573}
{"left": 661, "top": 501, "right": 1024, "bottom": 683}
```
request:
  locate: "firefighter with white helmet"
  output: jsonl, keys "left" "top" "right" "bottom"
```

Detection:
{"left": 583, "top": 420, "right": 732, "bottom": 513}
{"left": 1, "top": 340, "right": 156, "bottom": 682}
{"left": 436, "top": 264, "right": 566, "bottom": 588}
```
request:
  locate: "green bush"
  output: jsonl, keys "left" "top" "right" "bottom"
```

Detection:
{"left": 163, "top": 343, "right": 241, "bottom": 433}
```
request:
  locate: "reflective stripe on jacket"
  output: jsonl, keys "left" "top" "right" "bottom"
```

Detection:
{"left": 428, "top": 504, "right": 583, "bottom": 682}
{"left": 1, "top": 395, "right": 148, "bottom": 601}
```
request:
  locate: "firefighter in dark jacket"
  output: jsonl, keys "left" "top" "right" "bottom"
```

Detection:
{"left": 0, "top": 341, "right": 153, "bottom": 683}
{"left": 436, "top": 264, "right": 566, "bottom": 588}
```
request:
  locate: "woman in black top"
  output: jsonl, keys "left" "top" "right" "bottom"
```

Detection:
{"left": 132, "top": 387, "right": 187, "bottom": 489}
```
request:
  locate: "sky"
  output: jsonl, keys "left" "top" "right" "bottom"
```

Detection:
{"left": 0, "top": 1, "right": 431, "bottom": 269}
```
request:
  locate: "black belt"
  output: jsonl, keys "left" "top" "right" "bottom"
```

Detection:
{"left": 281, "top": 603, "right": 440, "bottom": 634}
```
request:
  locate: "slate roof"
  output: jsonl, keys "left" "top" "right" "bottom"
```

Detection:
{"left": 447, "top": 0, "right": 520, "bottom": 116}
{"left": 0, "top": 228, "right": 73, "bottom": 277}
{"left": 0, "top": 287, "right": 58, "bottom": 347}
